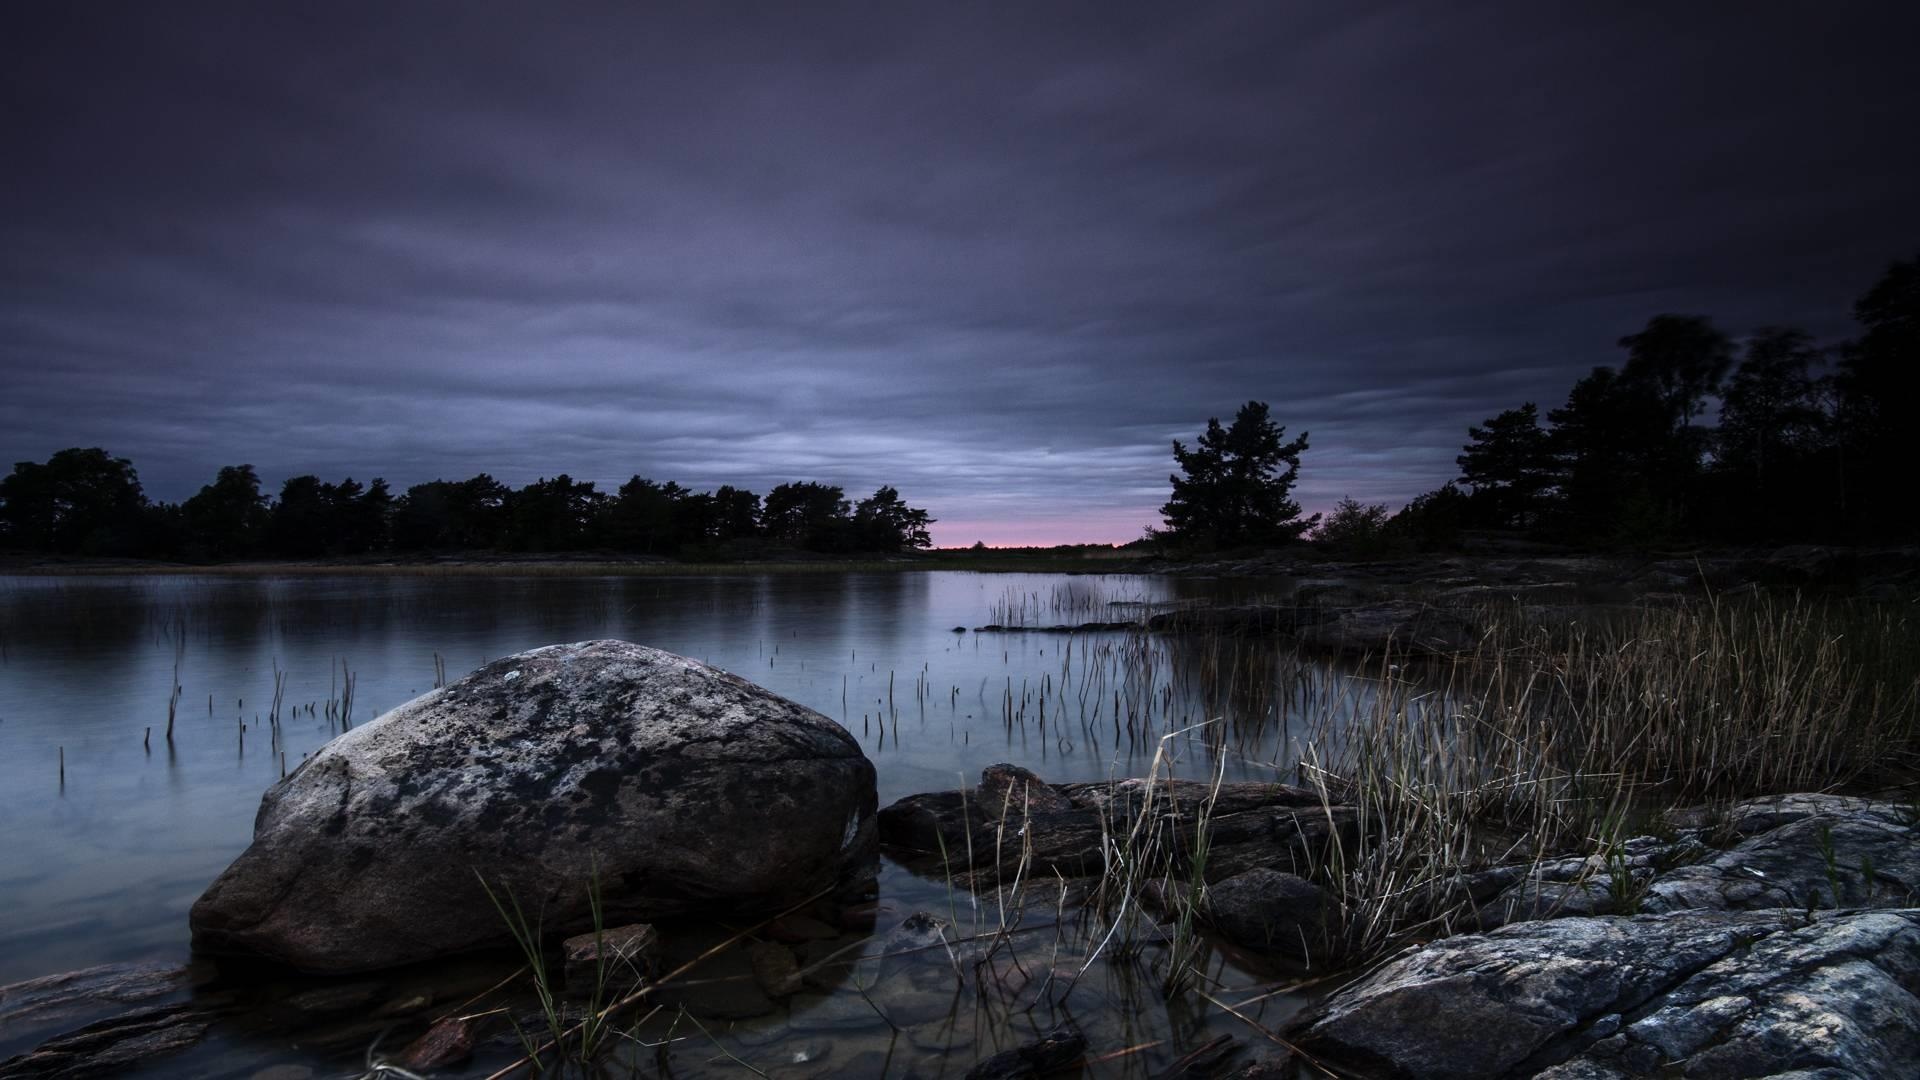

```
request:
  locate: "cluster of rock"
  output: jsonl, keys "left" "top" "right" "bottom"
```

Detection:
{"left": 9, "top": 642, "right": 1916, "bottom": 1079}
{"left": 1292, "top": 793, "right": 1920, "bottom": 1078}
{"left": 879, "top": 771, "right": 1920, "bottom": 1078}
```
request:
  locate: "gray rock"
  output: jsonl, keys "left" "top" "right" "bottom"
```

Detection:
{"left": 1204, "top": 868, "right": 1326, "bottom": 955}
{"left": 1294, "top": 908, "right": 1920, "bottom": 1080}
{"left": 191, "top": 641, "right": 878, "bottom": 973}
{"left": 1644, "top": 799, "right": 1918, "bottom": 914}
{"left": 0, "top": 1003, "right": 219, "bottom": 1078}
{"left": 1290, "top": 601, "right": 1478, "bottom": 655}
{"left": 0, "top": 963, "right": 191, "bottom": 1039}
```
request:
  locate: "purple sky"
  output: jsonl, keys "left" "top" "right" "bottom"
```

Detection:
{"left": 6, "top": 2, "right": 1919, "bottom": 545}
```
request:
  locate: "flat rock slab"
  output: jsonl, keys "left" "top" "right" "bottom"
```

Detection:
{"left": 878, "top": 766, "right": 1343, "bottom": 884}
{"left": 0, "top": 1002, "right": 222, "bottom": 1079}
{"left": 1294, "top": 907, "right": 1920, "bottom": 1079}
{"left": 192, "top": 640, "right": 877, "bottom": 972}
{"left": 1645, "top": 794, "right": 1919, "bottom": 914}
{"left": 0, "top": 963, "right": 191, "bottom": 1038}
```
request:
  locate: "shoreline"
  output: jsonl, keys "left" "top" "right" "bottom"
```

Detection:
{"left": 0, "top": 552, "right": 1152, "bottom": 578}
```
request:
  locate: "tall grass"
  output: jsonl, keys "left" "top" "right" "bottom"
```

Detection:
{"left": 1292, "top": 593, "right": 1920, "bottom": 964}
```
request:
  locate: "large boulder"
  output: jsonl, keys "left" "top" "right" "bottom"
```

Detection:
{"left": 190, "top": 641, "right": 877, "bottom": 973}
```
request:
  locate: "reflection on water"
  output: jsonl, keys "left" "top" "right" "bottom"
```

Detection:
{"left": 0, "top": 572, "right": 1357, "bottom": 1075}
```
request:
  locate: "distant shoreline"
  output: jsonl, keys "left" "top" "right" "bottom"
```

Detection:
{"left": 0, "top": 548, "right": 1150, "bottom": 578}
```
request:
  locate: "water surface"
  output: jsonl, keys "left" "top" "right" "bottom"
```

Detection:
{"left": 0, "top": 571, "right": 1347, "bottom": 1074}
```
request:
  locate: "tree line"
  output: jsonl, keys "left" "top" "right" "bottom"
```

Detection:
{"left": 0, "top": 458, "right": 935, "bottom": 561}
{"left": 1158, "top": 252, "right": 1918, "bottom": 551}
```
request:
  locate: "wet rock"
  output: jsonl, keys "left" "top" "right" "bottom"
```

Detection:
{"left": 1146, "top": 601, "right": 1477, "bottom": 654}
{"left": 749, "top": 941, "right": 804, "bottom": 999}
{"left": 1204, "top": 869, "right": 1326, "bottom": 956}
{"left": 963, "top": 1023, "right": 1087, "bottom": 1080}
{"left": 1293, "top": 907, "right": 1920, "bottom": 1080}
{"left": 563, "top": 922, "right": 660, "bottom": 997}
{"left": 978, "top": 763, "right": 1075, "bottom": 815}
{"left": 1219, "top": 1055, "right": 1294, "bottom": 1079}
{"left": 0, "top": 963, "right": 191, "bottom": 1036}
{"left": 0, "top": 1003, "right": 216, "bottom": 1078}
{"left": 1643, "top": 796, "right": 1918, "bottom": 914}
{"left": 192, "top": 640, "right": 879, "bottom": 973}
{"left": 879, "top": 769, "right": 1343, "bottom": 884}
{"left": 394, "top": 1015, "right": 474, "bottom": 1071}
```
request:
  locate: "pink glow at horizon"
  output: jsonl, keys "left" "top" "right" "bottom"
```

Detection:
{"left": 930, "top": 509, "right": 1155, "bottom": 549}
{"left": 932, "top": 501, "right": 1348, "bottom": 549}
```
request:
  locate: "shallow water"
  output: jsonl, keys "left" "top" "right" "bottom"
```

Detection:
{"left": 0, "top": 572, "right": 1346, "bottom": 1075}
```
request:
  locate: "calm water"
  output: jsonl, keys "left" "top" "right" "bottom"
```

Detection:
{"left": 0, "top": 572, "right": 1344, "bottom": 1075}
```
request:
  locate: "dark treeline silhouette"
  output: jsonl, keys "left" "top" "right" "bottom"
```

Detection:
{"left": 0, "top": 455, "right": 934, "bottom": 562}
{"left": 1405, "top": 247, "right": 1912, "bottom": 541}
{"left": 1159, "top": 254, "right": 1917, "bottom": 554}
{"left": 1376, "top": 252, "right": 1918, "bottom": 550}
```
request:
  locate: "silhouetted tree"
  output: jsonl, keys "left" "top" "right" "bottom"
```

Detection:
{"left": 182, "top": 465, "right": 270, "bottom": 560}
{"left": 1456, "top": 403, "right": 1554, "bottom": 528}
{"left": 268, "top": 475, "right": 334, "bottom": 557}
{"left": 1387, "top": 481, "right": 1474, "bottom": 550}
{"left": 1547, "top": 368, "right": 1681, "bottom": 542}
{"left": 1161, "top": 401, "right": 1315, "bottom": 548}
{"left": 1618, "top": 314, "right": 1734, "bottom": 428}
{"left": 507, "top": 475, "right": 603, "bottom": 551}
{"left": 1315, "top": 496, "right": 1397, "bottom": 557}
{"left": 0, "top": 447, "right": 149, "bottom": 554}
{"left": 1714, "top": 328, "right": 1831, "bottom": 535}
{"left": 391, "top": 475, "right": 511, "bottom": 550}
{"left": 709, "top": 485, "right": 761, "bottom": 543}
{"left": 852, "top": 485, "right": 935, "bottom": 551}
{"left": 1835, "top": 254, "right": 1920, "bottom": 537}
{"left": 762, "top": 482, "right": 851, "bottom": 551}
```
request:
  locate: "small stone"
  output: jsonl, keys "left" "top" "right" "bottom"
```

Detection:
{"left": 1204, "top": 868, "right": 1326, "bottom": 956}
{"left": 395, "top": 1016, "right": 474, "bottom": 1071}
{"left": 749, "top": 941, "right": 804, "bottom": 999}
{"left": 563, "top": 923, "right": 660, "bottom": 997}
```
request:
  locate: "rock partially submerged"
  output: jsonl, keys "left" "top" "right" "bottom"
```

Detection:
{"left": 878, "top": 765, "right": 1346, "bottom": 885}
{"left": 1293, "top": 907, "right": 1920, "bottom": 1079}
{"left": 191, "top": 640, "right": 878, "bottom": 973}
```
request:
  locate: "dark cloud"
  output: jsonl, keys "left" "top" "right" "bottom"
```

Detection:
{"left": 6, "top": 1, "right": 1919, "bottom": 543}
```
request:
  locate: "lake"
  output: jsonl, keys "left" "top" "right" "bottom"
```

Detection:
{"left": 0, "top": 571, "right": 1352, "bottom": 1075}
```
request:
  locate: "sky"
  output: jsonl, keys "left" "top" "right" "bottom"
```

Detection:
{"left": 6, "top": 2, "right": 1920, "bottom": 546}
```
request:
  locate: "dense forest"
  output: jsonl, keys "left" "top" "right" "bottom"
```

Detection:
{"left": 0, "top": 459, "right": 935, "bottom": 562}
{"left": 1158, "top": 253, "right": 1920, "bottom": 552}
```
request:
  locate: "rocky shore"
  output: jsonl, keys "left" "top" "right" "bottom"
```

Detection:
{"left": 4, "top": 638, "right": 1915, "bottom": 1078}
